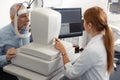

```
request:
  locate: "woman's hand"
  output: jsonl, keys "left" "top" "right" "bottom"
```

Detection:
{"left": 55, "top": 38, "right": 70, "bottom": 64}
{"left": 55, "top": 38, "right": 67, "bottom": 54}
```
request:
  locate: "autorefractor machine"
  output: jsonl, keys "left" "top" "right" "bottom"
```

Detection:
{"left": 3, "top": 8, "right": 79, "bottom": 80}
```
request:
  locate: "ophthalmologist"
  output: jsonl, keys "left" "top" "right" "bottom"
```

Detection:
{"left": 0, "top": 3, "right": 31, "bottom": 80}
{"left": 55, "top": 6, "right": 114, "bottom": 80}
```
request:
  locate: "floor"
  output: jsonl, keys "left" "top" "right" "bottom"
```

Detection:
{"left": 110, "top": 63, "right": 120, "bottom": 80}
{"left": 110, "top": 53, "right": 120, "bottom": 80}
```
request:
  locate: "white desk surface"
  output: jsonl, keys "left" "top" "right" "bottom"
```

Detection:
{"left": 4, "top": 64, "right": 51, "bottom": 80}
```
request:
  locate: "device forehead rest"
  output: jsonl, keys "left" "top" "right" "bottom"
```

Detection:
{"left": 18, "top": 9, "right": 31, "bottom": 16}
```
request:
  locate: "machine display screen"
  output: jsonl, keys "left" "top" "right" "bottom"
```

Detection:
{"left": 53, "top": 8, "right": 83, "bottom": 38}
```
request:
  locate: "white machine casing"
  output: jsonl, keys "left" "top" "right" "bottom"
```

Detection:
{"left": 11, "top": 41, "right": 74, "bottom": 76}
{"left": 20, "top": 43, "right": 60, "bottom": 60}
{"left": 11, "top": 52, "right": 63, "bottom": 76}
{"left": 12, "top": 8, "right": 62, "bottom": 76}
{"left": 4, "top": 8, "right": 77, "bottom": 80}
{"left": 31, "top": 8, "right": 61, "bottom": 45}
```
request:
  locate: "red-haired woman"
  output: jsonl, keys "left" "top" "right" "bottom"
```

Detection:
{"left": 55, "top": 6, "right": 114, "bottom": 80}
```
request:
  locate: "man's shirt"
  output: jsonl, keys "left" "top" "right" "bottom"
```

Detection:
{"left": 0, "top": 23, "right": 30, "bottom": 67}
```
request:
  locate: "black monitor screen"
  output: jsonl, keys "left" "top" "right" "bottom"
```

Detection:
{"left": 53, "top": 8, "right": 83, "bottom": 38}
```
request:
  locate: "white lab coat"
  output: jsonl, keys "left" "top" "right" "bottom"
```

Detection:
{"left": 64, "top": 34, "right": 109, "bottom": 80}
{"left": 81, "top": 31, "right": 91, "bottom": 47}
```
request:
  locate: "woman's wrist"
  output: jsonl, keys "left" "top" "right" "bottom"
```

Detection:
{"left": 61, "top": 52, "right": 70, "bottom": 64}
{"left": 61, "top": 50, "right": 67, "bottom": 56}
{"left": 62, "top": 52, "right": 66, "bottom": 56}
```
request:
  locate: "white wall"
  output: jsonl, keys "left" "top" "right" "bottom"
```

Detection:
{"left": 59, "top": 0, "right": 109, "bottom": 15}
{"left": 0, "top": 0, "right": 109, "bottom": 29}
{"left": 0, "top": 0, "right": 29, "bottom": 29}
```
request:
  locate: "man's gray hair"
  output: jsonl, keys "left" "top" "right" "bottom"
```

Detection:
{"left": 10, "top": 3, "right": 25, "bottom": 17}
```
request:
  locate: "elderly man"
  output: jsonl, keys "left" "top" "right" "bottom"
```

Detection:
{"left": 0, "top": 3, "right": 31, "bottom": 80}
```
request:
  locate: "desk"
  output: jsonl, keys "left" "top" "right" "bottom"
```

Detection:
{"left": 4, "top": 64, "right": 64, "bottom": 80}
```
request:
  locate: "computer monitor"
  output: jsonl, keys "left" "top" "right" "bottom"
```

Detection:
{"left": 52, "top": 8, "right": 83, "bottom": 38}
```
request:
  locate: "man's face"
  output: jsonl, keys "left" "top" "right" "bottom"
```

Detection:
{"left": 17, "top": 13, "right": 30, "bottom": 30}
{"left": 10, "top": 5, "right": 30, "bottom": 30}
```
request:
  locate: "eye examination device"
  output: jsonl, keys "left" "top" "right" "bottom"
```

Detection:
{"left": 4, "top": 8, "right": 79, "bottom": 80}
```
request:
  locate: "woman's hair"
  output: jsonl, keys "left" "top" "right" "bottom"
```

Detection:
{"left": 84, "top": 6, "right": 114, "bottom": 73}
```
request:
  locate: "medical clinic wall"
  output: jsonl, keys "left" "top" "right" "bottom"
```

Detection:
{"left": 0, "top": 0, "right": 29, "bottom": 29}
{"left": 0, "top": 0, "right": 108, "bottom": 29}
{"left": 61, "top": 0, "right": 108, "bottom": 15}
